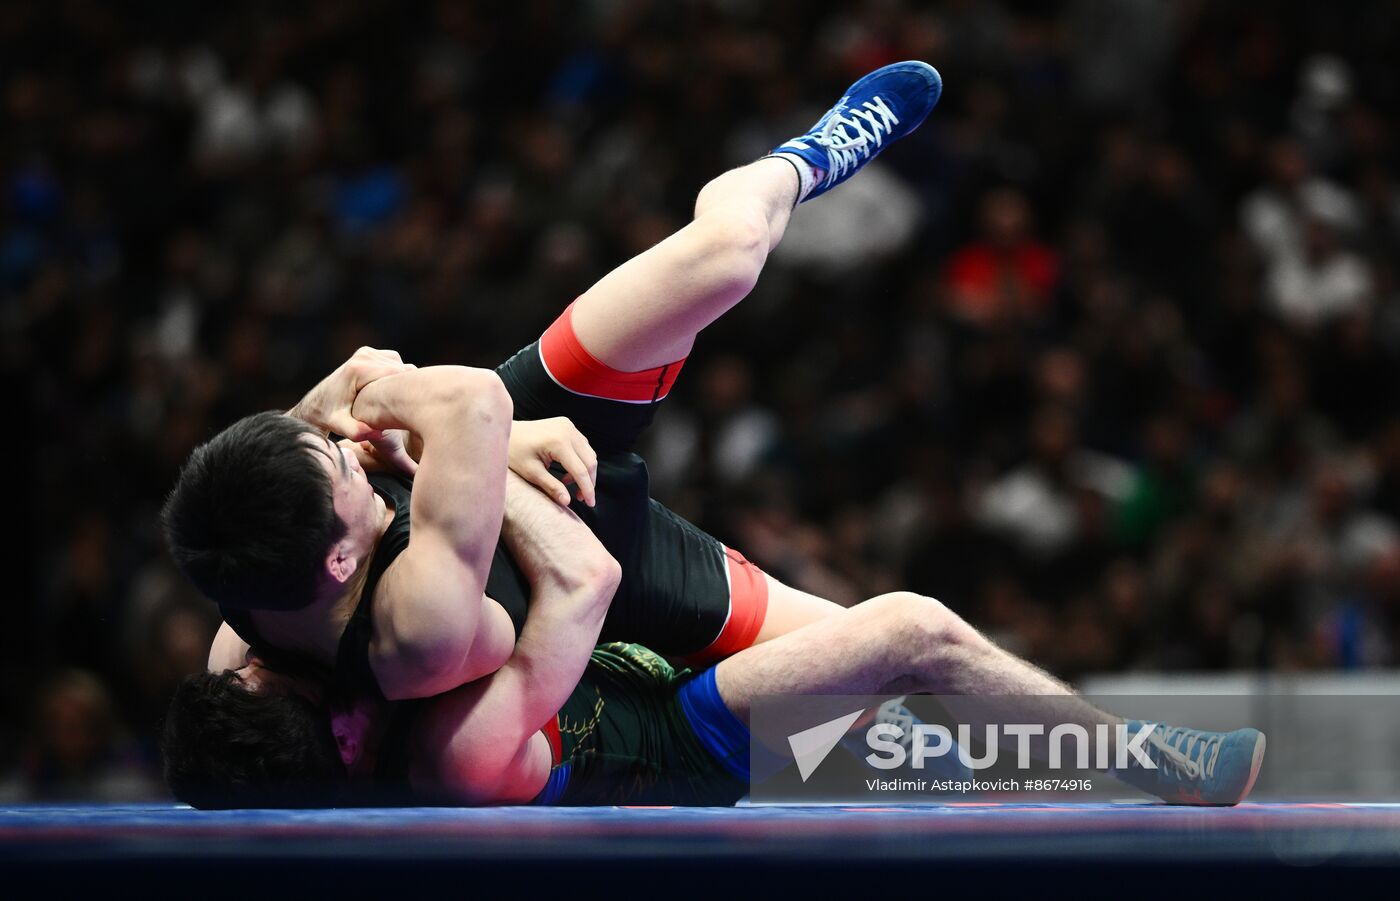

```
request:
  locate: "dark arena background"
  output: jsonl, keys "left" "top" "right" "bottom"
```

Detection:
{"left": 6, "top": 0, "right": 1400, "bottom": 895}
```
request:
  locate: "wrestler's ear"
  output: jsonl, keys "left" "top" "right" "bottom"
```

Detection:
{"left": 325, "top": 542, "right": 359, "bottom": 584}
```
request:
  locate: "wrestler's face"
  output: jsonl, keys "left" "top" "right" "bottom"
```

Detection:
{"left": 302, "top": 432, "right": 387, "bottom": 557}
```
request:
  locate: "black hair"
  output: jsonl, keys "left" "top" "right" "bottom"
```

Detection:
{"left": 162, "top": 411, "right": 347, "bottom": 611}
{"left": 161, "top": 670, "right": 347, "bottom": 809}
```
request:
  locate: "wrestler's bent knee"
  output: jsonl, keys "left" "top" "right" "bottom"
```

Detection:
{"left": 865, "top": 591, "right": 983, "bottom": 655}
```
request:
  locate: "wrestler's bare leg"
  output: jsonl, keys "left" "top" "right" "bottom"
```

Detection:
{"left": 715, "top": 591, "right": 1121, "bottom": 751}
{"left": 563, "top": 157, "right": 854, "bottom": 637}
{"left": 568, "top": 59, "right": 942, "bottom": 369}
{"left": 562, "top": 70, "right": 937, "bottom": 640}
{"left": 753, "top": 578, "right": 846, "bottom": 643}
{"left": 569, "top": 157, "right": 802, "bottom": 371}
{"left": 710, "top": 590, "right": 1268, "bottom": 805}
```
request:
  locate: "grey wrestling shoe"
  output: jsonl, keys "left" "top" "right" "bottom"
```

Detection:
{"left": 1112, "top": 720, "right": 1267, "bottom": 806}
{"left": 841, "top": 696, "right": 975, "bottom": 782}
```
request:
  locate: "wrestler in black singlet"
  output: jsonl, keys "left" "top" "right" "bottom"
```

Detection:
{"left": 220, "top": 340, "right": 739, "bottom": 700}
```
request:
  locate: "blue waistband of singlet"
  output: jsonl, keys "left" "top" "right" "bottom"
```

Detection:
{"left": 677, "top": 667, "right": 751, "bottom": 782}
{"left": 532, "top": 762, "right": 572, "bottom": 805}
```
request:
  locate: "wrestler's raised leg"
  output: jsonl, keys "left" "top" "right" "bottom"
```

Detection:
{"left": 568, "top": 61, "right": 943, "bottom": 372}
{"left": 514, "top": 64, "right": 944, "bottom": 657}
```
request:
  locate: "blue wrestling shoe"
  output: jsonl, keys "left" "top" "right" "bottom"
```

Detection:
{"left": 1113, "top": 720, "right": 1266, "bottom": 806}
{"left": 770, "top": 60, "right": 942, "bottom": 202}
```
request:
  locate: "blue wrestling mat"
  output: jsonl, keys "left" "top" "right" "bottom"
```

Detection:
{"left": 4, "top": 802, "right": 1400, "bottom": 896}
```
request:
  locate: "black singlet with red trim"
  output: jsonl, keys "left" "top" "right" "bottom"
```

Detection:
{"left": 218, "top": 342, "right": 736, "bottom": 699}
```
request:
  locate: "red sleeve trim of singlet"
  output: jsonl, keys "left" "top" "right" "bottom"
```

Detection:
{"left": 538, "top": 302, "right": 686, "bottom": 403}
{"left": 542, "top": 716, "right": 563, "bottom": 765}
{"left": 678, "top": 547, "right": 770, "bottom": 668}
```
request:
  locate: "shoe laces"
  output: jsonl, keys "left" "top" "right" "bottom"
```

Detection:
{"left": 875, "top": 696, "right": 916, "bottom": 749}
{"left": 809, "top": 95, "right": 900, "bottom": 184}
{"left": 1147, "top": 725, "right": 1223, "bottom": 781}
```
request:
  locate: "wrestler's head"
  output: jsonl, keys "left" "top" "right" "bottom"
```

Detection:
{"left": 161, "top": 657, "right": 345, "bottom": 809}
{"left": 162, "top": 410, "right": 383, "bottom": 611}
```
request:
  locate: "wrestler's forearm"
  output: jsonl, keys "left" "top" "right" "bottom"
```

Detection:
{"left": 350, "top": 365, "right": 510, "bottom": 437}
{"left": 404, "top": 508, "right": 617, "bottom": 800}
{"left": 407, "top": 479, "right": 618, "bottom": 796}
{"left": 504, "top": 567, "right": 618, "bottom": 735}
{"left": 500, "top": 472, "right": 609, "bottom": 595}
{"left": 284, "top": 346, "right": 418, "bottom": 440}
{"left": 357, "top": 365, "right": 511, "bottom": 557}
{"left": 500, "top": 473, "right": 620, "bottom": 721}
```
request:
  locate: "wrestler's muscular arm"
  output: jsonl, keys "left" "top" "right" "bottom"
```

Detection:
{"left": 408, "top": 473, "right": 621, "bottom": 804}
{"left": 348, "top": 365, "right": 517, "bottom": 700}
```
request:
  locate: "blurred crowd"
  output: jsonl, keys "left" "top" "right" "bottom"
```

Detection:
{"left": 5, "top": 0, "right": 1400, "bottom": 800}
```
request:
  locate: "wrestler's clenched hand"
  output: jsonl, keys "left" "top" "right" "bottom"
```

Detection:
{"left": 342, "top": 429, "right": 420, "bottom": 477}
{"left": 290, "top": 346, "right": 416, "bottom": 441}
